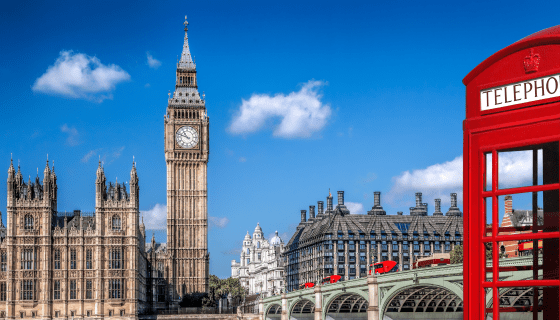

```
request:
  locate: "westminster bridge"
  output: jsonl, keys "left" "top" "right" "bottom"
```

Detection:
{"left": 260, "top": 256, "right": 540, "bottom": 320}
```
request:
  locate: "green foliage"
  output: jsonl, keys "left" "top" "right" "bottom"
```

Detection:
{"left": 450, "top": 245, "right": 463, "bottom": 264}
{"left": 450, "top": 244, "right": 493, "bottom": 264}
{"left": 207, "top": 275, "right": 247, "bottom": 305}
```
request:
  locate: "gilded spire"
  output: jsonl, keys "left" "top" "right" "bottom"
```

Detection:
{"left": 178, "top": 15, "right": 196, "bottom": 70}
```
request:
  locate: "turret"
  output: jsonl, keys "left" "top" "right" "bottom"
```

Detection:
{"left": 95, "top": 160, "right": 107, "bottom": 208}
{"left": 130, "top": 159, "right": 139, "bottom": 207}
{"left": 7, "top": 158, "right": 15, "bottom": 206}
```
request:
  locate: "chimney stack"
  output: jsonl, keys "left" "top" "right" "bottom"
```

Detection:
{"left": 397, "top": 211, "right": 403, "bottom": 215}
{"left": 415, "top": 192, "right": 422, "bottom": 207}
{"left": 338, "top": 191, "right": 344, "bottom": 206}
{"left": 301, "top": 210, "right": 307, "bottom": 223}
{"left": 318, "top": 201, "right": 324, "bottom": 215}
{"left": 309, "top": 205, "right": 316, "bottom": 219}
{"left": 505, "top": 195, "right": 512, "bottom": 216}
{"left": 327, "top": 192, "right": 333, "bottom": 212}
{"left": 374, "top": 191, "right": 381, "bottom": 207}
{"left": 433, "top": 199, "right": 443, "bottom": 215}
{"left": 451, "top": 193, "right": 458, "bottom": 208}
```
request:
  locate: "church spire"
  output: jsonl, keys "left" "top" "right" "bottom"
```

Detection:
{"left": 178, "top": 15, "right": 196, "bottom": 70}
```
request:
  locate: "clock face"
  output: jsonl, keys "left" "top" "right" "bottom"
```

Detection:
{"left": 176, "top": 126, "right": 199, "bottom": 149}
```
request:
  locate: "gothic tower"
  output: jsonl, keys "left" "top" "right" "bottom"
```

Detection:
{"left": 164, "top": 16, "right": 209, "bottom": 298}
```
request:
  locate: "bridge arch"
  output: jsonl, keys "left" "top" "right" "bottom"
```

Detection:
{"left": 381, "top": 284, "right": 463, "bottom": 320}
{"left": 322, "top": 291, "right": 369, "bottom": 320}
{"left": 288, "top": 298, "right": 315, "bottom": 320}
{"left": 264, "top": 303, "right": 282, "bottom": 320}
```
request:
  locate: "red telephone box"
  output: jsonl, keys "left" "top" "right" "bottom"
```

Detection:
{"left": 464, "top": 26, "right": 560, "bottom": 319}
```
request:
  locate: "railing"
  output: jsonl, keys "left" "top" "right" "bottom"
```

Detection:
{"left": 151, "top": 307, "right": 237, "bottom": 315}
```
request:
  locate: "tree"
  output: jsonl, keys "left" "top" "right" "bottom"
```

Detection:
{"left": 450, "top": 244, "right": 493, "bottom": 264}
{"left": 206, "top": 275, "right": 247, "bottom": 306}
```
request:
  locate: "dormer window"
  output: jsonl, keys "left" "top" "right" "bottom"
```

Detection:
{"left": 24, "top": 215, "right": 34, "bottom": 230}
{"left": 112, "top": 215, "right": 121, "bottom": 231}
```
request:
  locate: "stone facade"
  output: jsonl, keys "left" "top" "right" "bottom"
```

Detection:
{"left": 0, "top": 16, "right": 211, "bottom": 319}
{"left": 231, "top": 224, "right": 284, "bottom": 297}
{"left": 0, "top": 160, "right": 149, "bottom": 319}
{"left": 163, "top": 16, "right": 210, "bottom": 299}
{"left": 283, "top": 191, "right": 464, "bottom": 292}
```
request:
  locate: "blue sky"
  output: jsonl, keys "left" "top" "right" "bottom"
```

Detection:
{"left": 1, "top": 0, "right": 560, "bottom": 278}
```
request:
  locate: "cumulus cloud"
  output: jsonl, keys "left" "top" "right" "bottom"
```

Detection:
{"left": 146, "top": 52, "right": 161, "bottom": 69}
{"left": 346, "top": 202, "right": 365, "bottom": 215}
{"left": 141, "top": 203, "right": 167, "bottom": 230}
{"left": 387, "top": 152, "right": 541, "bottom": 208}
{"left": 209, "top": 216, "right": 230, "bottom": 229}
{"left": 32, "top": 50, "right": 130, "bottom": 102}
{"left": 61, "top": 124, "right": 80, "bottom": 146}
{"left": 228, "top": 80, "right": 331, "bottom": 138}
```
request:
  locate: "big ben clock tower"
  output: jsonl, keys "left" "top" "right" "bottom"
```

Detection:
{"left": 164, "top": 16, "right": 209, "bottom": 298}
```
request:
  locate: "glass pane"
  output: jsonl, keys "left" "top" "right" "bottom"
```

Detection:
{"left": 497, "top": 142, "right": 557, "bottom": 190}
{"left": 485, "top": 241, "right": 493, "bottom": 282}
{"left": 485, "top": 152, "right": 492, "bottom": 191}
{"left": 497, "top": 191, "right": 559, "bottom": 236}
{"left": 484, "top": 197, "right": 494, "bottom": 237}
{"left": 498, "top": 237, "right": 544, "bottom": 281}
{"left": 486, "top": 286, "right": 552, "bottom": 319}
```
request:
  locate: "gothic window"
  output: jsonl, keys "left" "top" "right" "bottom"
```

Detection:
{"left": 110, "top": 279, "right": 122, "bottom": 299}
{"left": 70, "top": 249, "right": 76, "bottom": 270}
{"left": 24, "top": 214, "right": 33, "bottom": 230}
{"left": 86, "top": 249, "right": 92, "bottom": 269}
{"left": 21, "top": 249, "right": 33, "bottom": 270}
{"left": 86, "top": 280, "right": 92, "bottom": 299}
{"left": 110, "top": 248, "right": 122, "bottom": 269}
{"left": 53, "top": 281, "right": 60, "bottom": 300}
{"left": 112, "top": 215, "right": 121, "bottom": 231}
{"left": 54, "top": 249, "right": 60, "bottom": 270}
{"left": 1, "top": 252, "right": 6, "bottom": 272}
{"left": 0, "top": 283, "right": 5, "bottom": 301}
{"left": 21, "top": 280, "right": 33, "bottom": 300}
{"left": 70, "top": 280, "right": 76, "bottom": 299}
{"left": 157, "top": 262, "right": 163, "bottom": 278}
{"left": 157, "top": 283, "right": 165, "bottom": 302}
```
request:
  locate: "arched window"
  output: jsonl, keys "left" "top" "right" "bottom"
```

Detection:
{"left": 112, "top": 215, "right": 121, "bottom": 231}
{"left": 247, "top": 248, "right": 250, "bottom": 255}
{"left": 24, "top": 215, "right": 33, "bottom": 230}
{"left": 257, "top": 241, "right": 260, "bottom": 249}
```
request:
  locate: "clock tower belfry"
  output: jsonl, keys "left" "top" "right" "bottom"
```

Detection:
{"left": 164, "top": 16, "right": 209, "bottom": 298}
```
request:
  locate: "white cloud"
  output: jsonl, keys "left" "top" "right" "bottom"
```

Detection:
{"left": 61, "top": 124, "right": 80, "bottom": 146}
{"left": 346, "top": 202, "right": 365, "bottom": 215}
{"left": 146, "top": 52, "right": 161, "bottom": 69}
{"left": 387, "top": 152, "right": 540, "bottom": 208}
{"left": 81, "top": 148, "right": 102, "bottom": 163}
{"left": 32, "top": 50, "right": 130, "bottom": 102}
{"left": 228, "top": 80, "right": 331, "bottom": 138}
{"left": 209, "top": 216, "right": 230, "bottom": 229}
{"left": 239, "top": 157, "right": 246, "bottom": 163}
{"left": 141, "top": 203, "right": 167, "bottom": 230}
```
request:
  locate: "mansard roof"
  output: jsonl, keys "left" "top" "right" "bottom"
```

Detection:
{"left": 286, "top": 213, "right": 463, "bottom": 249}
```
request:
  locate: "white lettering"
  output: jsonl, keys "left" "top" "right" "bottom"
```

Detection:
{"left": 481, "top": 73, "right": 560, "bottom": 111}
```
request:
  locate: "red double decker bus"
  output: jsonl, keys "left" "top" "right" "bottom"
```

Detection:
{"left": 369, "top": 260, "right": 397, "bottom": 274}
{"left": 298, "top": 282, "right": 315, "bottom": 290}
{"left": 321, "top": 275, "right": 341, "bottom": 285}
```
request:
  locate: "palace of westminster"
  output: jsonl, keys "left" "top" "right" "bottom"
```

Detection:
{"left": 0, "top": 17, "right": 209, "bottom": 319}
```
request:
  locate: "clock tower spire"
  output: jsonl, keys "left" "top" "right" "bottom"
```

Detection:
{"left": 164, "top": 15, "right": 209, "bottom": 299}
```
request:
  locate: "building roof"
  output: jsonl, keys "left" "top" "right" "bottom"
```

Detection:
{"left": 178, "top": 16, "right": 196, "bottom": 70}
{"left": 145, "top": 242, "right": 167, "bottom": 254}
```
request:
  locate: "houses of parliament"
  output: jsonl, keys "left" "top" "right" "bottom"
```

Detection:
{"left": 0, "top": 16, "right": 209, "bottom": 319}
